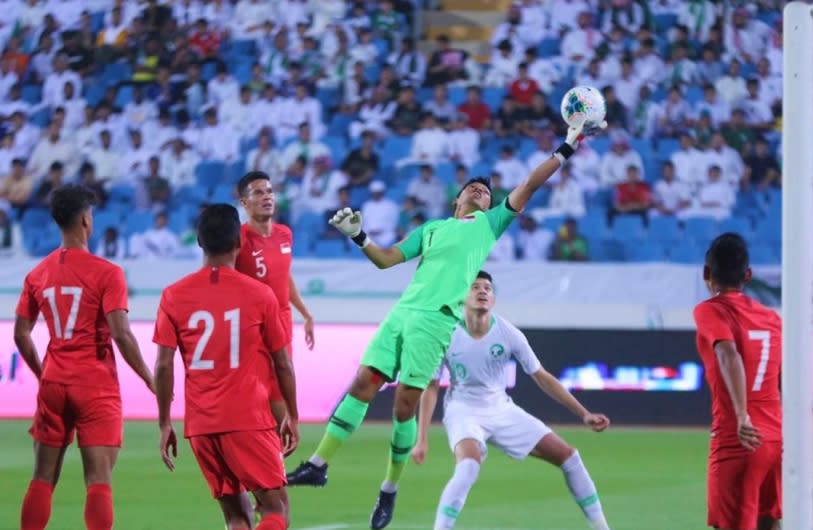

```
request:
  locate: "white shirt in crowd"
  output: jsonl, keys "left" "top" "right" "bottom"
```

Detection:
{"left": 129, "top": 228, "right": 181, "bottom": 259}
{"left": 407, "top": 175, "right": 447, "bottom": 219}
{"left": 360, "top": 195, "right": 400, "bottom": 247}
{"left": 599, "top": 149, "right": 644, "bottom": 187}
{"left": 493, "top": 156, "right": 527, "bottom": 188}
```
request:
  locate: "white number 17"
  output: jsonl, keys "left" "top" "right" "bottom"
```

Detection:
{"left": 748, "top": 330, "right": 771, "bottom": 392}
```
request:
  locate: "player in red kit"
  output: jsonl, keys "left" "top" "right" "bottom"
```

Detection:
{"left": 694, "top": 233, "right": 782, "bottom": 530}
{"left": 236, "top": 171, "right": 315, "bottom": 423}
{"left": 15, "top": 184, "right": 155, "bottom": 530}
{"left": 153, "top": 204, "right": 299, "bottom": 530}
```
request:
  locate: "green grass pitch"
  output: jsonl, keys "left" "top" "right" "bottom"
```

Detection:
{"left": 0, "top": 421, "right": 708, "bottom": 529}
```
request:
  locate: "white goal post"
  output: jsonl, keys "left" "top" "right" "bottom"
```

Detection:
{"left": 782, "top": 2, "right": 813, "bottom": 529}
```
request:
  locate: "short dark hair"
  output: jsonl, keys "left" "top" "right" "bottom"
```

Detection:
{"left": 50, "top": 184, "right": 98, "bottom": 229}
{"left": 457, "top": 177, "right": 492, "bottom": 198}
{"left": 197, "top": 204, "right": 241, "bottom": 256}
{"left": 476, "top": 270, "right": 493, "bottom": 283}
{"left": 705, "top": 233, "right": 750, "bottom": 287}
{"left": 237, "top": 171, "right": 270, "bottom": 197}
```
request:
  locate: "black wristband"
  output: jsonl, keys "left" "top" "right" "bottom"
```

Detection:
{"left": 351, "top": 230, "right": 369, "bottom": 248}
{"left": 554, "top": 142, "right": 575, "bottom": 160}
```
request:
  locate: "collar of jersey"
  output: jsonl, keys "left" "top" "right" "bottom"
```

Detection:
{"left": 460, "top": 315, "right": 496, "bottom": 338}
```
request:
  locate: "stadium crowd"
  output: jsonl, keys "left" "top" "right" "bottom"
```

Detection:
{"left": 0, "top": 0, "right": 785, "bottom": 264}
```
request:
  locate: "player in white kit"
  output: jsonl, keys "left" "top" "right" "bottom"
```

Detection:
{"left": 412, "top": 271, "right": 612, "bottom": 530}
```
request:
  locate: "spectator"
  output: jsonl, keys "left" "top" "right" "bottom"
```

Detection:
{"left": 27, "top": 122, "right": 79, "bottom": 180}
{"left": 296, "top": 155, "right": 348, "bottom": 219}
{"left": 602, "top": 85, "right": 629, "bottom": 130}
{"left": 683, "top": 165, "right": 735, "bottom": 220}
{"left": 33, "top": 161, "right": 65, "bottom": 208}
{"left": 78, "top": 162, "right": 108, "bottom": 208}
{"left": 522, "top": 47, "right": 560, "bottom": 95}
{"left": 485, "top": 39, "right": 519, "bottom": 87}
{"left": 129, "top": 212, "right": 181, "bottom": 259}
{"left": 517, "top": 214, "right": 554, "bottom": 261}
{"left": 521, "top": 91, "right": 564, "bottom": 137}
{"left": 493, "top": 145, "right": 527, "bottom": 188}
{"left": 340, "top": 62, "right": 368, "bottom": 111}
{"left": 161, "top": 138, "right": 200, "bottom": 190}
{"left": 198, "top": 107, "right": 239, "bottom": 162}
{"left": 652, "top": 161, "right": 691, "bottom": 217}
{"left": 492, "top": 95, "right": 523, "bottom": 138}
{"left": 561, "top": 11, "right": 603, "bottom": 67}
{"left": 539, "top": 165, "right": 586, "bottom": 219}
{"left": 740, "top": 78, "right": 774, "bottom": 133}
{"left": 206, "top": 61, "right": 239, "bottom": 106}
{"left": 119, "top": 128, "right": 155, "bottom": 184}
{"left": 387, "top": 37, "right": 426, "bottom": 87}
{"left": 407, "top": 164, "right": 446, "bottom": 219}
{"left": 143, "top": 109, "right": 178, "bottom": 153}
{"left": 755, "top": 57, "right": 782, "bottom": 108}
{"left": 614, "top": 58, "right": 642, "bottom": 111}
{"left": 630, "top": 84, "right": 660, "bottom": 139}
{"left": 634, "top": 38, "right": 666, "bottom": 86}
{"left": 721, "top": 108, "right": 755, "bottom": 153}
{"left": 174, "top": 0, "right": 206, "bottom": 29}
{"left": 445, "top": 164, "right": 469, "bottom": 213}
{"left": 568, "top": 140, "right": 601, "bottom": 193}
{"left": 599, "top": 133, "right": 644, "bottom": 187}
{"left": 700, "top": 132, "right": 745, "bottom": 191}
{"left": 95, "top": 5, "right": 129, "bottom": 63}
{"left": 372, "top": 0, "right": 402, "bottom": 45}
{"left": 349, "top": 27, "right": 378, "bottom": 65}
{"left": 457, "top": 86, "right": 491, "bottom": 131}
{"left": 670, "top": 132, "right": 704, "bottom": 190}
{"left": 655, "top": 86, "right": 691, "bottom": 138}
{"left": 610, "top": 165, "right": 652, "bottom": 225}
{"left": 189, "top": 18, "right": 222, "bottom": 60}
{"left": 696, "top": 46, "right": 724, "bottom": 85}
{"left": 389, "top": 85, "right": 424, "bottom": 135}
{"left": 123, "top": 85, "right": 158, "bottom": 130}
{"left": 398, "top": 112, "right": 448, "bottom": 168}
{"left": 0, "top": 84, "right": 31, "bottom": 119}
{"left": 600, "top": 0, "right": 645, "bottom": 35}
{"left": 88, "top": 129, "right": 121, "bottom": 185}
{"left": 549, "top": 218, "right": 588, "bottom": 262}
{"left": 341, "top": 130, "right": 380, "bottom": 188}
{"left": 0, "top": 207, "right": 13, "bottom": 252}
{"left": 42, "top": 54, "right": 81, "bottom": 108}
{"left": 96, "top": 226, "right": 127, "bottom": 260}
{"left": 360, "top": 180, "right": 399, "bottom": 247}
{"left": 724, "top": 7, "right": 765, "bottom": 65}
{"left": 142, "top": 156, "right": 172, "bottom": 212}
{"left": 279, "top": 122, "right": 330, "bottom": 172}
{"left": 397, "top": 196, "right": 425, "bottom": 239}
{"left": 694, "top": 84, "right": 730, "bottom": 128}
{"left": 424, "top": 85, "right": 457, "bottom": 124}
{"left": 286, "top": 82, "right": 326, "bottom": 141}
{"left": 349, "top": 87, "right": 397, "bottom": 140}
{"left": 576, "top": 59, "right": 606, "bottom": 90}
{"left": 677, "top": 0, "right": 717, "bottom": 42}
{"left": 489, "top": 171, "right": 510, "bottom": 207}
{"left": 219, "top": 85, "right": 261, "bottom": 143}
{"left": 525, "top": 130, "right": 556, "bottom": 178}
{"left": 549, "top": 0, "right": 590, "bottom": 34}
{"left": 509, "top": 62, "right": 539, "bottom": 107}
{"left": 0, "top": 158, "right": 32, "bottom": 210}
{"left": 426, "top": 34, "right": 470, "bottom": 86}
{"left": 131, "top": 38, "right": 163, "bottom": 85}
{"left": 742, "top": 137, "right": 780, "bottom": 191}
{"left": 247, "top": 128, "right": 283, "bottom": 184}
{"left": 715, "top": 59, "right": 748, "bottom": 106}
{"left": 446, "top": 113, "right": 481, "bottom": 169}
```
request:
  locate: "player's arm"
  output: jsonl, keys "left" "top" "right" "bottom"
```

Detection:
{"left": 154, "top": 345, "right": 178, "bottom": 471}
{"left": 263, "top": 292, "right": 300, "bottom": 455}
{"left": 13, "top": 316, "right": 42, "bottom": 379}
{"left": 508, "top": 121, "right": 603, "bottom": 212}
{"left": 412, "top": 378, "right": 440, "bottom": 465}
{"left": 327, "top": 208, "right": 425, "bottom": 269}
{"left": 288, "top": 274, "right": 314, "bottom": 349}
{"left": 108, "top": 310, "right": 155, "bottom": 393}
{"left": 714, "top": 340, "right": 761, "bottom": 451}
{"left": 530, "top": 367, "right": 609, "bottom": 432}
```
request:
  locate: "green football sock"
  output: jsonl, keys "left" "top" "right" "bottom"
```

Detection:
{"left": 312, "top": 394, "right": 369, "bottom": 464}
{"left": 383, "top": 417, "right": 417, "bottom": 487}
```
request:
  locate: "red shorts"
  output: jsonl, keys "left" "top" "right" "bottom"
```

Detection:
{"left": 707, "top": 442, "right": 782, "bottom": 529}
{"left": 268, "top": 341, "right": 293, "bottom": 403}
{"left": 30, "top": 381, "right": 122, "bottom": 448}
{"left": 189, "top": 429, "right": 287, "bottom": 498}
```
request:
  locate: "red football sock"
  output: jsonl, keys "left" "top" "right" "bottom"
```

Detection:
{"left": 255, "top": 513, "right": 287, "bottom": 530}
{"left": 20, "top": 479, "right": 54, "bottom": 530}
{"left": 84, "top": 483, "right": 114, "bottom": 530}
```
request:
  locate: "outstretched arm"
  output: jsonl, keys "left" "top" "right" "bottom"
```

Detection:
{"left": 531, "top": 367, "right": 610, "bottom": 432}
{"left": 508, "top": 121, "right": 604, "bottom": 212}
{"left": 329, "top": 208, "right": 424, "bottom": 269}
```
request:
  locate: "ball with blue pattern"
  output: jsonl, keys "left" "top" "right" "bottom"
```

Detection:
{"left": 560, "top": 85, "right": 607, "bottom": 129}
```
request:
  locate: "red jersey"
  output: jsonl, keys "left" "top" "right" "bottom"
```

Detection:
{"left": 509, "top": 78, "right": 540, "bottom": 106}
{"left": 15, "top": 248, "right": 128, "bottom": 389}
{"left": 614, "top": 181, "right": 652, "bottom": 207}
{"left": 153, "top": 266, "right": 287, "bottom": 438}
{"left": 235, "top": 223, "right": 293, "bottom": 339}
{"left": 457, "top": 102, "right": 491, "bottom": 130}
{"left": 694, "top": 292, "right": 782, "bottom": 447}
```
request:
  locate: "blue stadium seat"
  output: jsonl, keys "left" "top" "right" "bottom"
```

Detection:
{"left": 755, "top": 217, "right": 780, "bottom": 244}
{"left": 591, "top": 240, "right": 624, "bottom": 262}
{"left": 611, "top": 215, "right": 646, "bottom": 241}
{"left": 750, "top": 246, "right": 778, "bottom": 266}
{"left": 669, "top": 241, "right": 704, "bottom": 264}
{"left": 624, "top": 241, "right": 668, "bottom": 262}
{"left": 719, "top": 216, "right": 753, "bottom": 238}
{"left": 469, "top": 161, "right": 492, "bottom": 178}
{"left": 313, "top": 239, "right": 350, "bottom": 258}
{"left": 21, "top": 208, "right": 50, "bottom": 230}
{"left": 195, "top": 161, "right": 227, "bottom": 191}
{"left": 655, "top": 138, "right": 680, "bottom": 159}
{"left": 93, "top": 211, "right": 119, "bottom": 232}
{"left": 109, "top": 184, "right": 136, "bottom": 204}
{"left": 103, "top": 62, "right": 132, "bottom": 87}
{"left": 379, "top": 135, "right": 412, "bottom": 167}
{"left": 232, "top": 61, "right": 253, "bottom": 85}
{"left": 349, "top": 187, "right": 370, "bottom": 207}
{"left": 323, "top": 135, "right": 348, "bottom": 162}
{"left": 229, "top": 39, "right": 256, "bottom": 56}
{"left": 364, "top": 64, "right": 382, "bottom": 84}
{"left": 297, "top": 212, "right": 327, "bottom": 237}
{"left": 90, "top": 11, "right": 105, "bottom": 33}
{"left": 201, "top": 61, "right": 217, "bottom": 82}
{"left": 21, "top": 85, "right": 42, "bottom": 104}
{"left": 653, "top": 14, "right": 678, "bottom": 32}
{"left": 685, "top": 86, "right": 704, "bottom": 104}
{"left": 683, "top": 217, "right": 718, "bottom": 245}
{"left": 587, "top": 136, "right": 610, "bottom": 155}
{"left": 316, "top": 87, "right": 340, "bottom": 110}
{"left": 124, "top": 212, "right": 154, "bottom": 236}
{"left": 174, "top": 185, "right": 209, "bottom": 207}
{"left": 30, "top": 108, "right": 50, "bottom": 128}
{"left": 328, "top": 113, "right": 354, "bottom": 136}
{"left": 227, "top": 160, "right": 246, "bottom": 184}
{"left": 167, "top": 212, "right": 191, "bottom": 234}
{"left": 537, "top": 38, "right": 561, "bottom": 57}
{"left": 114, "top": 85, "right": 134, "bottom": 108}
{"left": 648, "top": 216, "right": 681, "bottom": 244}
{"left": 482, "top": 87, "right": 505, "bottom": 113}
{"left": 85, "top": 83, "right": 107, "bottom": 106}
{"left": 210, "top": 184, "right": 236, "bottom": 204}
{"left": 540, "top": 216, "right": 565, "bottom": 233}
{"left": 578, "top": 213, "right": 611, "bottom": 241}
{"left": 435, "top": 162, "right": 457, "bottom": 185}
{"left": 518, "top": 137, "right": 537, "bottom": 160}
{"left": 373, "top": 38, "right": 390, "bottom": 60}
{"left": 448, "top": 86, "right": 467, "bottom": 107}
{"left": 31, "top": 226, "right": 61, "bottom": 257}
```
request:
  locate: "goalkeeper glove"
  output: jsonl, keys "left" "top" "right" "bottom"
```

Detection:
{"left": 329, "top": 207, "right": 369, "bottom": 248}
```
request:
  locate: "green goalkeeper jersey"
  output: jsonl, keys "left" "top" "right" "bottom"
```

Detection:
{"left": 394, "top": 199, "right": 516, "bottom": 319}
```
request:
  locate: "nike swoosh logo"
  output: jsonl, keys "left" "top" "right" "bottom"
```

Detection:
{"left": 252, "top": 250, "right": 263, "bottom": 256}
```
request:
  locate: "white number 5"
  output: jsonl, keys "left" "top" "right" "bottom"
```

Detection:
{"left": 255, "top": 256, "right": 267, "bottom": 278}
{"left": 748, "top": 330, "right": 771, "bottom": 391}
{"left": 189, "top": 309, "right": 240, "bottom": 370}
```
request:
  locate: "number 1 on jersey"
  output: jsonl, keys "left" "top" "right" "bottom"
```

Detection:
{"left": 43, "top": 286, "right": 83, "bottom": 339}
{"left": 189, "top": 308, "right": 241, "bottom": 370}
{"left": 748, "top": 330, "right": 771, "bottom": 391}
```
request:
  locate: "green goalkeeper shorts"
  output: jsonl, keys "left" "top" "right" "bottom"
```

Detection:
{"left": 361, "top": 305, "right": 458, "bottom": 390}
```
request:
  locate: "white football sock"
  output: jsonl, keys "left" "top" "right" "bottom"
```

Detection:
{"left": 560, "top": 450, "right": 610, "bottom": 530}
{"left": 433, "top": 459, "right": 480, "bottom": 530}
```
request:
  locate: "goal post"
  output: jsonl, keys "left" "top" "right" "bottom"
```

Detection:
{"left": 782, "top": 2, "right": 813, "bottom": 529}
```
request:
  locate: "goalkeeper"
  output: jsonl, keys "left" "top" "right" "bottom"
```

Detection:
{"left": 287, "top": 120, "right": 602, "bottom": 530}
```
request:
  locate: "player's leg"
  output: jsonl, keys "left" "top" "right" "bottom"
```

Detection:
{"left": 529, "top": 429, "right": 610, "bottom": 529}
{"left": 252, "top": 488, "right": 289, "bottom": 530}
{"left": 21, "top": 382, "right": 73, "bottom": 530}
{"left": 218, "top": 494, "right": 255, "bottom": 529}
{"left": 288, "top": 309, "right": 405, "bottom": 486}
{"left": 756, "top": 442, "right": 782, "bottom": 530}
{"left": 189, "top": 434, "right": 252, "bottom": 528}
{"left": 371, "top": 309, "right": 458, "bottom": 529}
{"left": 75, "top": 386, "right": 123, "bottom": 530}
{"left": 433, "top": 413, "right": 487, "bottom": 530}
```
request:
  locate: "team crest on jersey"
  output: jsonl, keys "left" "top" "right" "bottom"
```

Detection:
{"left": 489, "top": 344, "right": 505, "bottom": 359}
{"left": 451, "top": 362, "right": 468, "bottom": 380}
{"left": 280, "top": 243, "right": 291, "bottom": 254}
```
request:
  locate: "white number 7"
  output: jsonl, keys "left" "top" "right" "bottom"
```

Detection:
{"left": 748, "top": 330, "right": 771, "bottom": 392}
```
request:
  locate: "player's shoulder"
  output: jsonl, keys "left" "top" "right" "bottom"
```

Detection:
{"left": 231, "top": 269, "right": 278, "bottom": 300}
{"left": 274, "top": 222, "right": 293, "bottom": 237}
{"left": 493, "top": 314, "right": 525, "bottom": 339}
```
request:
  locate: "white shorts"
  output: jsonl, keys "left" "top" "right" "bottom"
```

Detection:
{"left": 442, "top": 400, "right": 552, "bottom": 460}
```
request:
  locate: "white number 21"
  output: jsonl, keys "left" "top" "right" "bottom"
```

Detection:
{"left": 748, "top": 330, "right": 771, "bottom": 391}
{"left": 189, "top": 308, "right": 240, "bottom": 370}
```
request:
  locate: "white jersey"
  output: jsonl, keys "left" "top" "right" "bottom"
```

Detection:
{"left": 438, "top": 314, "right": 542, "bottom": 408}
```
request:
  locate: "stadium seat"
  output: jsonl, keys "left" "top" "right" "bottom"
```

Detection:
{"left": 232, "top": 61, "right": 253, "bottom": 85}
{"left": 653, "top": 14, "right": 678, "bottom": 33}
{"left": 174, "top": 185, "right": 209, "bottom": 207}
{"left": 482, "top": 87, "right": 505, "bottom": 112}
{"left": 21, "top": 85, "right": 42, "bottom": 104}
{"left": 85, "top": 83, "right": 107, "bottom": 106}
{"left": 30, "top": 108, "right": 50, "bottom": 128}
{"left": 624, "top": 241, "right": 668, "bottom": 262}
{"left": 669, "top": 241, "right": 704, "bottom": 264}
{"left": 373, "top": 38, "right": 390, "bottom": 60}
{"left": 31, "top": 226, "right": 61, "bottom": 257}
{"left": 168, "top": 212, "right": 191, "bottom": 234}
{"left": 588, "top": 136, "right": 610, "bottom": 155}
{"left": 316, "top": 87, "right": 341, "bottom": 111}
{"left": 610, "top": 215, "right": 646, "bottom": 241}
{"left": 102, "top": 62, "right": 132, "bottom": 87}
{"left": 578, "top": 213, "right": 611, "bottom": 241}
{"left": 655, "top": 138, "right": 680, "bottom": 159}
{"left": 591, "top": 240, "right": 624, "bottom": 262}
{"left": 210, "top": 184, "right": 236, "bottom": 204}
{"left": 349, "top": 187, "right": 370, "bottom": 207}
{"left": 229, "top": 39, "right": 256, "bottom": 56}
{"left": 201, "top": 61, "right": 217, "bottom": 82}
{"left": 313, "top": 239, "right": 351, "bottom": 258}
{"left": 683, "top": 217, "right": 719, "bottom": 245}
{"left": 755, "top": 217, "right": 781, "bottom": 244}
{"left": 540, "top": 216, "right": 565, "bottom": 233}
{"left": 448, "top": 86, "right": 467, "bottom": 106}
{"left": 114, "top": 85, "right": 134, "bottom": 108}
{"left": 297, "top": 212, "right": 327, "bottom": 237}
{"left": 380, "top": 135, "right": 412, "bottom": 168}
{"left": 719, "top": 216, "right": 753, "bottom": 238}
{"left": 21, "top": 208, "right": 50, "bottom": 230}
{"left": 328, "top": 113, "right": 354, "bottom": 136}
{"left": 537, "top": 38, "right": 561, "bottom": 57}
{"left": 648, "top": 216, "right": 681, "bottom": 244}
{"left": 227, "top": 160, "right": 246, "bottom": 184}
{"left": 93, "top": 211, "right": 120, "bottom": 232}
{"left": 323, "top": 135, "right": 348, "bottom": 162}
{"left": 195, "top": 161, "right": 228, "bottom": 191}
{"left": 750, "top": 245, "right": 778, "bottom": 266}
{"left": 435, "top": 162, "right": 457, "bottom": 185}
{"left": 124, "top": 212, "right": 155, "bottom": 236}
{"left": 109, "top": 184, "right": 136, "bottom": 204}
{"left": 685, "top": 86, "right": 704, "bottom": 104}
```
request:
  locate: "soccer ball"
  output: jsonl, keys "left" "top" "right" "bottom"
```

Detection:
{"left": 560, "top": 86, "right": 607, "bottom": 129}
